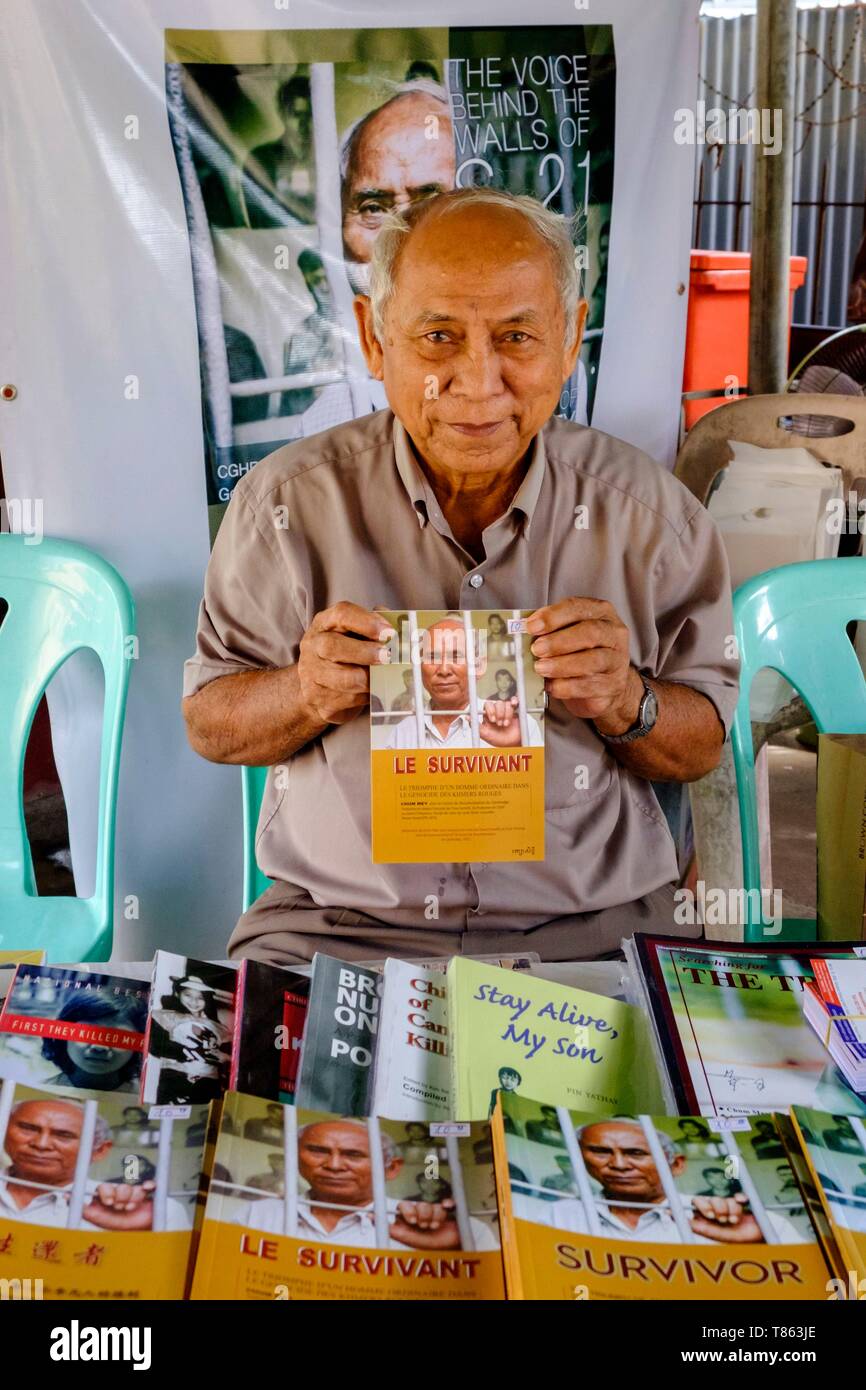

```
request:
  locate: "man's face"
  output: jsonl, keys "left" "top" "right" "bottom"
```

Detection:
{"left": 419, "top": 620, "right": 479, "bottom": 711}
{"left": 5, "top": 1101, "right": 110, "bottom": 1187}
{"left": 66, "top": 1040, "right": 130, "bottom": 1076}
{"left": 298, "top": 1122, "right": 400, "bottom": 1206}
{"left": 123, "top": 1108, "right": 147, "bottom": 1126}
{"left": 355, "top": 202, "right": 585, "bottom": 477}
{"left": 342, "top": 94, "right": 455, "bottom": 272}
{"left": 579, "top": 1122, "right": 684, "bottom": 1203}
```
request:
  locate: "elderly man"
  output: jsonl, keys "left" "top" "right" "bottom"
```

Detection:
{"left": 340, "top": 81, "right": 455, "bottom": 293}
{"left": 1, "top": 1098, "right": 190, "bottom": 1230}
{"left": 183, "top": 187, "right": 738, "bottom": 965}
{"left": 232, "top": 1118, "right": 497, "bottom": 1250}
{"left": 526, "top": 1118, "right": 804, "bottom": 1244}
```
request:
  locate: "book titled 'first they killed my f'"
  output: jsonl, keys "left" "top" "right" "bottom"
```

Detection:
{"left": 369, "top": 608, "right": 545, "bottom": 864}
{"left": 0, "top": 964, "right": 149, "bottom": 1096}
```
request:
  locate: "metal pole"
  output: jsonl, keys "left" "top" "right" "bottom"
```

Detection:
{"left": 67, "top": 1099, "right": 99, "bottom": 1230}
{"left": 151, "top": 1116, "right": 173, "bottom": 1233}
{"left": 511, "top": 610, "right": 530, "bottom": 747}
{"left": 719, "top": 1130, "right": 777, "bottom": 1243}
{"left": 444, "top": 1134, "right": 474, "bottom": 1250}
{"left": 367, "top": 1117, "right": 390, "bottom": 1246}
{"left": 556, "top": 1107, "right": 601, "bottom": 1237}
{"left": 748, "top": 0, "right": 797, "bottom": 395}
{"left": 408, "top": 611, "right": 426, "bottom": 747}
{"left": 638, "top": 1117, "right": 695, "bottom": 1243}
{"left": 283, "top": 1104, "right": 299, "bottom": 1238}
{"left": 463, "top": 611, "right": 481, "bottom": 746}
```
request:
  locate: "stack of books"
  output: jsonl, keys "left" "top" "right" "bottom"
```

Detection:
{"left": 1, "top": 936, "right": 865, "bottom": 1300}
{"left": 803, "top": 958, "right": 866, "bottom": 1094}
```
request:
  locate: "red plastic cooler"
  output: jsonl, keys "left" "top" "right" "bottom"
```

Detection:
{"left": 683, "top": 250, "right": 808, "bottom": 428}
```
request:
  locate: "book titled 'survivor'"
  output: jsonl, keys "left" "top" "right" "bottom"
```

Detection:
{"left": 369, "top": 608, "right": 545, "bottom": 863}
{"left": 493, "top": 1093, "right": 830, "bottom": 1300}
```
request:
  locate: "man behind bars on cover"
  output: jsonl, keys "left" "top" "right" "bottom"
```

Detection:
{"left": 183, "top": 186, "right": 738, "bottom": 965}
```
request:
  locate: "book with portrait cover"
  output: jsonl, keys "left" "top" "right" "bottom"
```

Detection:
{"left": 295, "top": 955, "right": 382, "bottom": 1116}
{"left": 140, "top": 953, "right": 236, "bottom": 1105}
{"left": 0, "top": 1076, "right": 208, "bottom": 1299}
{"left": 627, "top": 934, "right": 866, "bottom": 1119}
{"left": 229, "top": 959, "right": 310, "bottom": 1103}
{"left": 369, "top": 608, "right": 545, "bottom": 863}
{"left": 0, "top": 965, "right": 149, "bottom": 1097}
{"left": 790, "top": 1105, "right": 866, "bottom": 1292}
{"left": 446, "top": 957, "right": 660, "bottom": 1122}
{"left": 491, "top": 1092, "right": 831, "bottom": 1300}
{"left": 190, "top": 1090, "right": 504, "bottom": 1300}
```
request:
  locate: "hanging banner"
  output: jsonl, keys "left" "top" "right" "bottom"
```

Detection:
{"left": 0, "top": 1, "right": 699, "bottom": 958}
{"left": 163, "top": 25, "right": 616, "bottom": 534}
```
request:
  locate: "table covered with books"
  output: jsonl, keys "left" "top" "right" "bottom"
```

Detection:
{"left": 0, "top": 936, "right": 863, "bottom": 1302}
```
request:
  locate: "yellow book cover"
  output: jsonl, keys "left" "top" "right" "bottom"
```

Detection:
{"left": 0, "top": 1077, "right": 208, "bottom": 1299}
{"left": 370, "top": 608, "right": 544, "bottom": 863}
{"left": 191, "top": 1092, "right": 505, "bottom": 1300}
{"left": 492, "top": 1093, "right": 831, "bottom": 1300}
{"left": 0, "top": 952, "right": 46, "bottom": 965}
{"left": 790, "top": 1106, "right": 866, "bottom": 1297}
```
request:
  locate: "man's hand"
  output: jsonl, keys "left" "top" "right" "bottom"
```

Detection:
{"left": 479, "top": 696, "right": 523, "bottom": 747}
{"left": 297, "top": 601, "right": 395, "bottom": 727}
{"left": 689, "top": 1193, "right": 763, "bottom": 1244}
{"left": 82, "top": 1181, "right": 157, "bottom": 1232}
{"left": 389, "top": 1198, "right": 462, "bottom": 1250}
{"left": 527, "top": 598, "right": 642, "bottom": 735}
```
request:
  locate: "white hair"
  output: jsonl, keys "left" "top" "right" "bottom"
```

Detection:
{"left": 297, "top": 1119, "right": 399, "bottom": 1165}
{"left": 366, "top": 186, "right": 584, "bottom": 344}
{"left": 339, "top": 79, "right": 451, "bottom": 180}
{"left": 9, "top": 1098, "right": 111, "bottom": 1149}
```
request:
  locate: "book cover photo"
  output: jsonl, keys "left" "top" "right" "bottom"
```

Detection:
{"left": 0, "top": 965, "right": 149, "bottom": 1097}
{"left": 492, "top": 1093, "right": 830, "bottom": 1300}
{"left": 141, "top": 954, "right": 236, "bottom": 1105}
{"left": 191, "top": 1092, "right": 504, "bottom": 1300}
{"left": 0, "top": 1077, "right": 209, "bottom": 1299}
{"left": 295, "top": 955, "right": 382, "bottom": 1116}
{"left": 370, "top": 608, "right": 545, "bottom": 863}
{"left": 791, "top": 1106, "right": 866, "bottom": 1287}
{"left": 630, "top": 936, "right": 866, "bottom": 1119}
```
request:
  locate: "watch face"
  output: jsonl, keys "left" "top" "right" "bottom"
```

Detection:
{"left": 642, "top": 688, "right": 659, "bottom": 729}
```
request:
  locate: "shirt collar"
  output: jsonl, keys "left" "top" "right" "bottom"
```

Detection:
{"left": 392, "top": 415, "right": 546, "bottom": 538}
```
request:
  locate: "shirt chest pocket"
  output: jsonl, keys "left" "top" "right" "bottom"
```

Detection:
{"left": 543, "top": 716, "right": 616, "bottom": 812}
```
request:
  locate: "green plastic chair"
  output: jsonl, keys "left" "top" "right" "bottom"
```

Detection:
{"left": 242, "top": 763, "right": 272, "bottom": 911}
{"left": 731, "top": 557, "right": 866, "bottom": 942}
{"left": 0, "top": 536, "right": 135, "bottom": 960}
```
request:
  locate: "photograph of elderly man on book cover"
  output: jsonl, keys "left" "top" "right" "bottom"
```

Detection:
{"left": 502, "top": 1095, "right": 813, "bottom": 1246}
{"left": 208, "top": 1094, "right": 500, "bottom": 1253}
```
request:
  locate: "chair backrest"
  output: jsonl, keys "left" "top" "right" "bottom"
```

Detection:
{"left": 0, "top": 536, "right": 135, "bottom": 943}
{"left": 731, "top": 557, "right": 866, "bottom": 940}
{"left": 242, "top": 764, "right": 272, "bottom": 912}
{"left": 675, "top": 393, "right": 866, "bottom": 505}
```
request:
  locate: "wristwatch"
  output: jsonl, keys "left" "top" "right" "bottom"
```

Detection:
{"left": 598, "top": 672, "right": 658, "bottom": 744}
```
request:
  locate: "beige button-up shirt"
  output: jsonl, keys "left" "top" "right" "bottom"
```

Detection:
{"left": 184, "top": 409, "right": 738, "bottom": 930}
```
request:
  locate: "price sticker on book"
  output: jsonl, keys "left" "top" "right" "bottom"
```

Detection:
{"left": 506, "top": 618, "right": 528, "bottom": 634}
{"left": 429, "top": 1122, "right": 471, "bottom": 1138}
{"left": 148, "top": 1104, "right": 192, "bottom": 1120}
{"left": 707, "top": 1115, "right": 751, "bottom": 1132}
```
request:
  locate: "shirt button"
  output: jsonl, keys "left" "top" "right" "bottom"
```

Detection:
{"left": 469, "top": 574, "right": 484, "bottom": 589}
